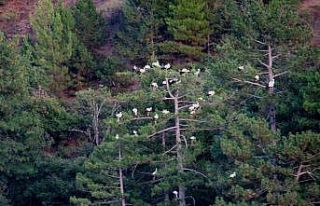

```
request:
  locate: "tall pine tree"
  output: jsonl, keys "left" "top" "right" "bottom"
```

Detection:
{"left": 30, "top": 0, "right": 76, "bottom": 93}
{"left": 162, "top": 0, "right": 210, "bottom": 61}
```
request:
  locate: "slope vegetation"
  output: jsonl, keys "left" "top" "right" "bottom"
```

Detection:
{"left": 0, "top": 0, "right": 123, "bottom": 39}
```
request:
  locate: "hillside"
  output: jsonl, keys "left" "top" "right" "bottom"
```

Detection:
{"left": 0, "top": 0, "right": 123, "bottom": 38}
{"left": 1, "top": 0, "right": 318, "bottom": 46}
{"left": 301, "top": 0, "right": 320, "bottom": 46}
{"left": 0, "top": 1, "right": 319, "bottom": 206}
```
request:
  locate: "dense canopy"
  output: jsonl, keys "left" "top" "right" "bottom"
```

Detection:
{"left": 0, "top": 0, "right": 319, "bottom": 205}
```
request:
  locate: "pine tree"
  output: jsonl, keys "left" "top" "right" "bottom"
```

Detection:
{"left": 162, "top": 0, "right": 210, "bottom": 60}
{"left": 0, "top": 32, "right": 29, "bottom": 206}
{"left": 73, "top": 0, "right": 106, "bottom": 50}
{"left": 116, "top": 0, "right": 169, "bottom": 64}
{"left": 276, "top": 131, "right": 320, "bottom": 205}
{"left": 72, "top": 62, "right": 225, "bottom": 205}
{"left": 0, "top": 32, "right": 82, "bottom": 206}
{"left": 30, "top": 0, "right": 76, "bottom": 93}
{"left": 276, "top": 46, "right": 320, "bottom": 134}
{"left": 75, "top": 88, "right": 113, "bottom": 145}
{"left": 208, "top": 0, "right": 311, "bottom": 132}
{"left": 71, "top": 87, "right": 153, "bottom": 205}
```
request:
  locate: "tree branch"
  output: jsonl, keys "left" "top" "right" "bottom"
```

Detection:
{"left": 254, "top": 39, "right": 266, "bottom": 45}
{"left": 165, "top": 78, "right": 175, "bottom": 98}
{"left": 274, "top": 71, "right": 289, "bottom": 78}
{"left": 131, "top": 117, "right": 153, "bottom": 121}
{"left": 180, "top": 119, "right": 207, "bottom": 123}
{"left": 272, "top": 54, "right": 281, "bottom": 60}
{"left": 258, "top": 60, "right": 269, "bottom": 68}
{"left": 232, "top": 78, "right": 266, "bottom": 88}
{"left": 181, "top": 135, "right": 188, "bottom": 149}
{"left": 178, "top": 104, "right": 194, "bottom": 111}
{"left": 148, "top": 126, "right": 178, "bottom": 138}
{"left": 182, "top": 168, "right": 208, "bottom": 179}
{"left": 163, "top": 144, "right": 177, "bottom": 155}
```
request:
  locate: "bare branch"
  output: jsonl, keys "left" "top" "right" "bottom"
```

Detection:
{"left": 90, "top": 200, "right": 120, "bottom": 205}
{"left": 177, "top": 95, "right": 186, "bottom": 99}
{"left": 274, "top": 71, "right": 289, "bottom": 78}
{"left": 131, "top": 162, "right": 143, "bottom": 179}
{"left": 70, "top": 128, "right": 90, "bottom": 136}
{"left": 258, "top": 72, "right": 269, "bottom": 75}
{"left": 254, "top": 39, "right": 266, "bottom": 45}
{"left": 179, "top": 101, "right": 194, "bottom": 104}
{"left": 131, "top": 117, "right": 153, "bottom": 121}
{"left": 101, "top": 172, "right": 120, "bottom": 179}
{"left": 163, "top": 97, "right": 175, "bottom": 100}
{"left": 148, "top": 126, "right": 178, "bottom": 138}
{"left": 163, "top": 144, "right": 178, "bottom": 155}
{"left": 178, "top": 104, "right": 194, "bottom": 111}
{"left": 272, "top": 54, "right": 281, "bottom": 60}
{"left": 140, "top": 178, "right": 164, "bottom": 185}
{"left": 181, "top": 135, "right": 188, "bottom": 149}
{"left": 183, "top": 168, "right": 208, "bottom": 179}
{"left": 232, "top": 78, "right": 266, "bottom": 88}
{"left": 248, "top": 94, "right": 263, "bottom": 99}
{"left": 165, "top": 78, "right": 175, "bottom": 98}
{"left": 97, "top": 99, "right": 106, "bottom": 115}
{"left": 258, "top": 60, "right": 269, "bottom": 68}
{"left": 180, "top": 119, "right": 207, "bottom": 123}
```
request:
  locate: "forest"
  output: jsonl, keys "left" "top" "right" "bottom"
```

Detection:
{"left": 0, "top": 0, "right": 319, "bottom": 205}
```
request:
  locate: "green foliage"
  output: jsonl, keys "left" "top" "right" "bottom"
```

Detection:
{"left": 210, "top": 117, "right": 320, "bottom": 205}
{"left": 72, "top": 62, "right": 227, "bottom": 205}
{"left": 116, "top": 0, "right": 169, "bottom": 63}
{"left": 73, "top": 0, "right": 106, "bottom": 50}
{"left": 216, "top": 0, "right": 310, "bottom": 44}
{"left": 30, "top": 0, "right": 76, "bottom": 93}
{"left": 302, "top": 70, "right": 320, "bottom": 115}
{"left": 71, "top": 134, "right": 150, "bottom": 205}
{"left": 274, "top": 45, "right": 320, "bottom": 133}
{"left": 67, "top": 39, "right": 96, "bottom": 89}
{"left": 0, "top": 32, "right": 28, "bottom": 97}
{"left": 30, "top": 0, "right": 97, "bottom": 93}
{"left": 164, "top": 0, "right": 209, "bottom": 60}
{"left": 94, "top": 57, "right": 122, "bottom": 84}
{"left": 0, "top": 0, "right": 319, "bottom": 205}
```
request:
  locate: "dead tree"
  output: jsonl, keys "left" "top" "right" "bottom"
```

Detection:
{"left": 118, "top": 142, "right": 126, "bottom": 206}
{"left": 232, "top": 41, "right": 289, "bottom": 132}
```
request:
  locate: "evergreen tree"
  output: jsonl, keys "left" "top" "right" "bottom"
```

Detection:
{"left": 71, "top": 133, "right": 151, "bottom": 206}
{"left": 162, "top": 0, "right": 210, "bottom": 60}
{"left": 73, "top": 0, "right": 106, "bottom": 51}
{"left": 0, "top": 32, "right": 84, "bottom": 206}
{"left": 116, "top": 0, "right": 169, "bottom": 64}
{"left": 30, "top": 0, "right": 76, "bottom": 93}
{"left": 208, "top": 0, "right": 311, "bottom": 132}
{"left": 67, "top": 39, "right": 96, "bottom": 90}
{"left": 0, "top": 0, "right": 319, "bottom": 205}
{"left": 30, "top": 0, "right": 96, "bottom": 93}
{"left": 75, "top": 88, "right": 114, "bottom": 145}
{"left": 276, "top": 46, "right": 320, "bottom": 134}
{"left": 72, "top": 62, "right": 225, "bottom": 205}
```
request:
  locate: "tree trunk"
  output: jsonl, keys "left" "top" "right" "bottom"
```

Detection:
{"left": 162, "top": 134, "right": 170, "bottom": 206}
{"left": 267, "top": 44, "right": 276, "bottom": 132}
{"left": 93, "top": 103, "right": 100, "bottom": 145}
{"left": 174, "top": 95, "right": 186, "bottom": 206}
{"left": 118, "top": 145, "right": 126, "bottom": 206}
